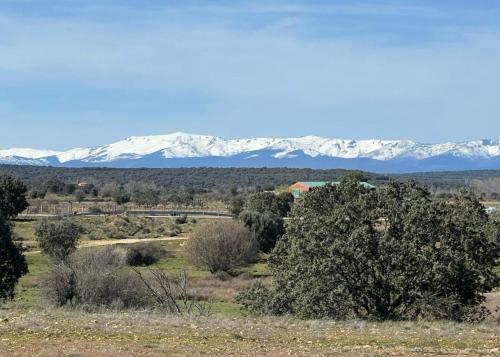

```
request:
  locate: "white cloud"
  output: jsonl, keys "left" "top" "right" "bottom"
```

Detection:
{"left": 0, "top": 1, "right": 500, "bottom": 143}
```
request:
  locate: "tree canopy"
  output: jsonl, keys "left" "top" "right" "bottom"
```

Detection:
{"left": 238, "top": 177, "right": 499, "bottom": 321}
{"left": 0, "top": 175, "right": 28, "bottom": 302}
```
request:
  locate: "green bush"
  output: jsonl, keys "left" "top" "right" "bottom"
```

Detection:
{"left": 35, "top": 218, "right": 81, "bottom": 261}
{"left": 175, "top": 215, "right": 188, "bottom": 224}
{"left": 124, "top": 243, "right": 168, "bottom": 266}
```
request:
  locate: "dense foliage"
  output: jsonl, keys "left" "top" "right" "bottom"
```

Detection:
{"left": 35, "top": 219, "right": 81, "bottom": 261}
{"left": 0, "top": 175, "right": 28, "bottom": 302}
{"left": 0, "top": 175, "right": 29, "bottom": 218}
{"left": 238, "top": 177, "right": 499, "bottom": 321}
{"left": 239, "top": 192, "right": 293, "bottom": 252}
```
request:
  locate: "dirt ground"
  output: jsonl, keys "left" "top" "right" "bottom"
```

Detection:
{"left": 0, "top": 309, "right": 498, "bottom": 356}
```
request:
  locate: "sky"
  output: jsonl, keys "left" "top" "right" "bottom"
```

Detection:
{"left": 1, "top": 0, "right": 500, "bottom": 150}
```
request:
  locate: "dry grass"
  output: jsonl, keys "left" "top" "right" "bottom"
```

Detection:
{"left": 189, "top": 275, "right": 271, "bottom": 301}
{"left": 0, "top": 308, "right": 498, "bottom": 356}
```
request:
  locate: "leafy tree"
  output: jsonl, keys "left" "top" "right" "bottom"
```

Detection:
{"left": 35, "top": 219, "right": 81, "bottom": 261}
{"left": 129, "top": 183, "right": 160, "bottom": 207}
{"left": 44, "top": 178, "right": 65, "bottom": 194}
{"left": 63, "top": 183, "right": 77, "bottom": 195}
{"left": 245, "top": 192, "right": 293, "bottom": 217}
{"left": 239, "top": 191, "right": 292, "bottom": 252}
{"left": 74, "top": 189, "right": 86, "bottom": 202}
{"left": 238, "top": 177, "right": 499, "bottom": 321}
{"left": 0, "top": 175, "right": 29, "bottom": 218}
{"left": 0, "top": 175, "right": 28, "bottom": 303}
{"left": 112, "top": 186, "right": 130, "bottom": 205}
{"left": 240, "top": 211, "right": 284, "bottom": 253}
{"left": 229, "top": 197, "right": 245, "bottom": 218}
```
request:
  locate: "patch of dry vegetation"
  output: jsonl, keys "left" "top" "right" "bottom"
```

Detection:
{"left": 0, "top": 309, "right": 498, "bottom": 356}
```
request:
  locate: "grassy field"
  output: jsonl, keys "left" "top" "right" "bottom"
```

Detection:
{"left": 0, "top": 309, "right": 498, "bottom": 356}
{"left": 9, "top": 216, "right": 269, "bottom": 316}
{"left": 3, "top": 215, "right": 499, "bottom": 356}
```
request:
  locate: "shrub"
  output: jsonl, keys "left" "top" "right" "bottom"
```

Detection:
{"left": 124, "top": 243, "right": 168, "bottom": 266}
{"left": 239, "top": 177, "right": 500, "bottom": 321}
{"left": 35, "top": 218, "right": 81, "bottom": 261}
{"left": 88, "top": 206, "right": 103, "bottom": 214}
{"left": 43, "top": 247, "right": 149, "bottom": 309}
{"left": 185, "top": 220, "right": 258, "bottom": 273}
{"left": 175, "top": 215, "right": 188, "bottom": 224}
{"left": 43, "top": 247, "right": 211, "bottom": 314}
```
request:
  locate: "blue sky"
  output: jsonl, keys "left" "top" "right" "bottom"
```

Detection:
{"left": 1, "top": 0, "right": 500, "bottom": 149}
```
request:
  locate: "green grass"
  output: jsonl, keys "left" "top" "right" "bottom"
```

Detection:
{"left": 9, "top": 253, "right": 50, "bottom": 309}
{"left": 10, "top": 227, "right": 267, "bottom": 316}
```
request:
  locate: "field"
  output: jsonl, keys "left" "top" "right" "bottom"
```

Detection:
{"left": 1, "top": 310, "right": 499, "bottom": 356}
{"left": 2, "top": 215, "right": 499, "bottom": 356}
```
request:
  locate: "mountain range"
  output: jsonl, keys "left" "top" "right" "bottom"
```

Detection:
{"left": 1, "top": 132, "right": 500, "bottom": 173}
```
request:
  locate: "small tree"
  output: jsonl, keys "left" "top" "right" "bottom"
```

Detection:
{"left": 185, "top": 220, "right": 258, "bottom": 273}
{"left": 74, "top": 189, "right": 86, "bottom": 202}
{"left": 240, "top": 211, "right": 284, "bottom": 253}
{"left": 0, "top": 175, "right": 29, "bottom": 218}
{"left": 229, "top": 197, "right": 245, "bottom": 218}
{"left": 112, "top": 187, "right": 130, "bottom": 205}
{"left": 239, "top": 191, "right": 292, "bottom": 252}
{"left": 35, "top": 219, "right": 81, "bottom": 261}
{"left": 245, "top": 192, "right": 293, "bottom": 217}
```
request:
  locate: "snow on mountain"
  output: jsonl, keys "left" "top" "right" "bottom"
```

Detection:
{"left": 1, "top": 133, "right": 500, "bottom": 172}
{"left": 0, "top": 148, "right": 61, "bottom": 159}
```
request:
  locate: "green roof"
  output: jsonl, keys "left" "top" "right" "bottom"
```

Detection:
{"left": 297, "top": 181, "right": 376, "bottom": 189}
{"left": 299, "top": 181, "right": 337, "bottom": 188}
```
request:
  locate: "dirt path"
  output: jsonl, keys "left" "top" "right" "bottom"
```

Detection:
{"left": 79, "top": 236, "right": 187, "bottom": 248}
{"left": 25, "top": 236, "right": 188, "bottom": 255}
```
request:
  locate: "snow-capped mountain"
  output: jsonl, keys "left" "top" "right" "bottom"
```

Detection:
{"left": 1, "top": 132, "right": 500, "bottom": 173}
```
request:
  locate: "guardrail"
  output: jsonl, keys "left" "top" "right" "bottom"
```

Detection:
{"left": 20, "top": 210, "right": 232, "bottom": 219}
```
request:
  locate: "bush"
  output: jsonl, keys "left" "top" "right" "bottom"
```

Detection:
{"left": 88, "top": 206, "right": 103, "bottom": 214}
{"left": 35, "top": 218, "right": 81, "bottom": 261}
{"left": 175, "top": 215, "right": 188, "bottom": 224}
{"left": 124, "top": 243, "right": 168, "bottom": 266}
{"left": 239, "top": 177, "right": 500, "bottom": 321}
{"left": 43, "top": 247, "right": 211, "bottom": 314}
{"left": 43, "top": 247, "right": 149, "bottom": 309}
{"left": 185, "top": 220, "right": 258, "bottom": 273}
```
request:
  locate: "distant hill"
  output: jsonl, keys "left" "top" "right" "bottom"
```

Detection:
{"left": 1, "top": 164, "right": 499, "bottom": 192}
